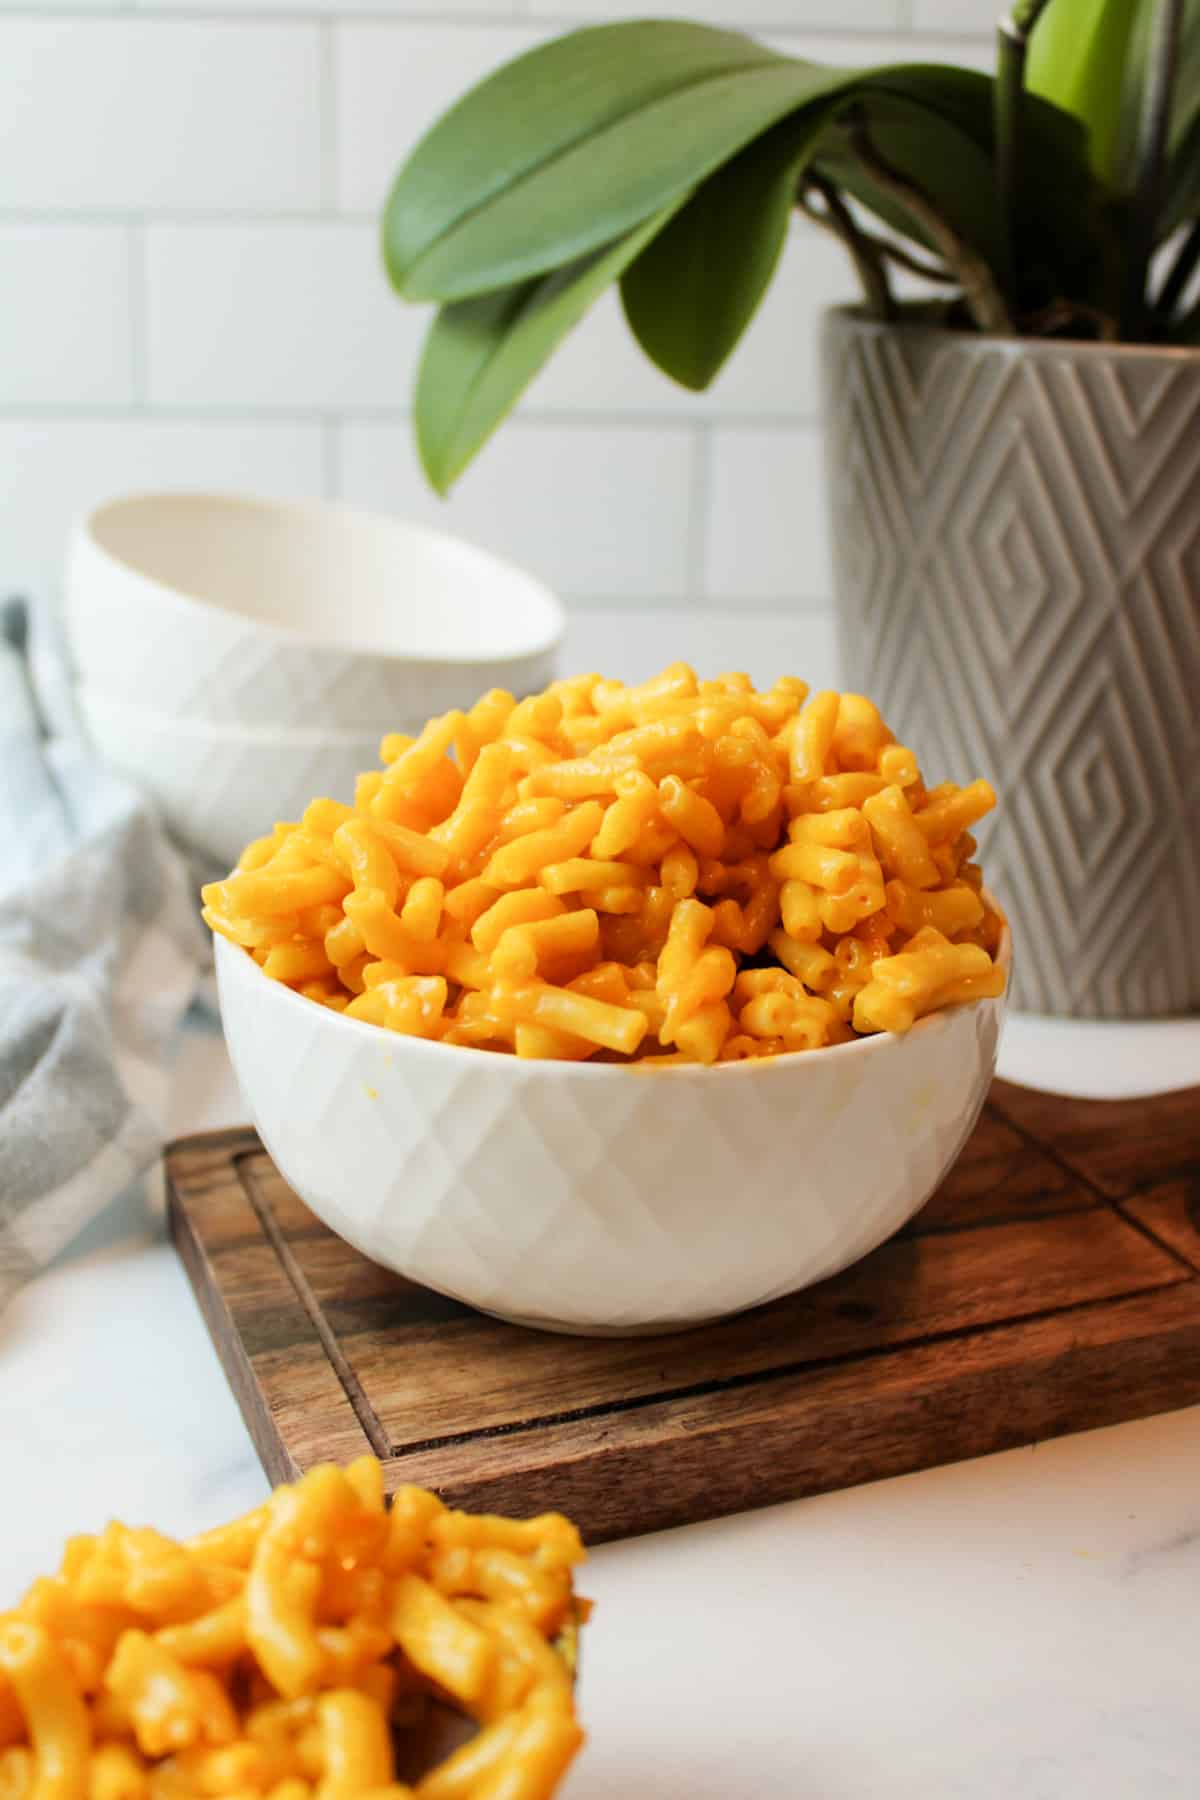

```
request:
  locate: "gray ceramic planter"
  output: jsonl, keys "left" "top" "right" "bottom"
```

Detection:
{"left": 822, "top": 306, "right": 1200, "bottom": 1019}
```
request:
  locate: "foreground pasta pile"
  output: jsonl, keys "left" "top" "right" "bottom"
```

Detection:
{"left": 0, "top": 1461, "right": 585, "bottom": 1800}
{"left": 203, "top": 666, "right": 1006, "bottom": 1063}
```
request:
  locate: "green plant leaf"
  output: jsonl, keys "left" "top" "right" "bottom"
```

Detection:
{"left": 810, "top": 66, "right": 1100, "bottom": 310}
{"left": 1026, "top": 0, "right": 1142, "bottom": 186}
{"left": 388, "top": 25, "right": 1113, "bottom": 493}
{"left": 396, "top": 64, "right": 866, "bottom": 304}
{"left": 619, "top": 115, "right": 827, "bottom": 391}
{"left": 1163, "top": 108, "right": 1200, "bottom": 232}
{"left": 386, "top": 23, "right": 1102, "bottom": 309}
{"left": 414, "top": 205, "right": 681, "bottom": 494}
{"left": 1125, "top": 0, "right": 1200, "bottom": 232}
{"left": 813, "top": 88, "right": 1002, "bottom": 265}
{"left": 385, "top": 20, "right": 806, "bottom": 301}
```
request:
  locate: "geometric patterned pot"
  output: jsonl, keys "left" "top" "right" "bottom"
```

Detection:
{"left": 822, "top": 307, "right": 1200, "bottom": 1018}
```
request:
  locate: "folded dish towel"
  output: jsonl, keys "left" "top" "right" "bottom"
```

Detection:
{"left": 0, "top": 597, "right": 208, "bottom": 1311}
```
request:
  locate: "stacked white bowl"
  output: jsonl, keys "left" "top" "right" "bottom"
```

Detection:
{"left": 65, "top": 493, "right": 565, "bottom": 870}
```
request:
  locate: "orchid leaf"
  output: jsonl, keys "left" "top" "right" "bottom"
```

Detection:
{"left": 383, "top": 16, "right": 1118, "bottom": 494}
{"left": 385, "top": 22, "right": 828, "bottom": 302}
{"left": 1126, "top": 0, "right": 1200, "bottom": 231}
{"left": 415, "top": 205, "right": 681, "bottom": 493}
{"left": 619, "top": 116, "right": 825, "bottom": 390}
{"left": 1026, "top": 0, "right": 1142, "bottom": 187}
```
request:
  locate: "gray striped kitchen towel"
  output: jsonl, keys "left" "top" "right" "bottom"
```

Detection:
{"left": 0, "top": 597, "right": 207, "bottom": 1309}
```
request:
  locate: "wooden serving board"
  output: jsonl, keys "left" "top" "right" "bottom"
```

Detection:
{"left": 166, "top": 1080, "right": 1200, "bottom": 1543}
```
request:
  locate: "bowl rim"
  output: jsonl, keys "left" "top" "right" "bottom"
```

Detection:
{"left": 72, "top": 490, "right": 566, "bottom": 666}
{"left": 214, "top": 912, "right": 1010, "bottom": 1081}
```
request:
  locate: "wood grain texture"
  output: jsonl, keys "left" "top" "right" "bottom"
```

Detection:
{"left": 385, "top": 1285, "right": 1200, "bottom": 1536}
{"left": 168, "top": 1135, "right": 373, "bottom": 1482}
{"left": 988, "top": 1080, "right": 1200, "bottom": 1199}
{"left": 1122, "top": 1178, "right": 1200, "bottom": 1273}
{"left": 165, "top": 1080, "right": 1200, "bottom": 1543}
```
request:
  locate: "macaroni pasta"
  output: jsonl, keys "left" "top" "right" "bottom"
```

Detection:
{"left": 202, "top": 668, "right": 1005, "bottom": 1064}
{"left": 0, "top": 1462, "right": 586, "bottom": 1800}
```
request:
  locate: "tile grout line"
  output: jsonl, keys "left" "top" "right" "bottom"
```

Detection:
{"left": 0, "top": 210, "right": 376, "bottom": 225}
{"left": 320, "top": 416, "right": 340, "bottom": 499}
{"left": 685, "top": 424, "right": 712, "bottom": 605}
{"left": 126, "top": 219, "right": 148, "bottom": 406}
{"left": 0, "top": 401, "right": 826, "bottom": 431}
{"left": 560, "top": 596, "right": 837, "bottom": 615}
{"left": 0, "top": 7, "right": 976, "bottom": 28}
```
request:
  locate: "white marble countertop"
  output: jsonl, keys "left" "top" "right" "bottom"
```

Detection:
{"left": 5, "top": 1008, "right": 1200, "bottom": 1798}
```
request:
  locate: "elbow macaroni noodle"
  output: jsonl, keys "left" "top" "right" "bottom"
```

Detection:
{"left": 202, "top": 667, "right": 1006, "bottom": 1065}
{"left": 0, "top": 1462, "right": 586, "bottom": 1800}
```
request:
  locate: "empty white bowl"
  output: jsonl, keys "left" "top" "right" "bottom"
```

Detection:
{"left": 66, "top": 492, "right": 564, "bottom": 730}
{"left": 214, "top": 928, "right": 1010, "bottom": 1335}
{"left": 78, "top": 687, "right": 384, "bottom": 871}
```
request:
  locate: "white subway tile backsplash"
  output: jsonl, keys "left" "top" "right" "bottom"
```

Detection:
{"left": 0, "top": 0, "right": 109, "bottom": 15}
{"left": 769, "top": 29, "right": 994, "bottom": 70}
{"left": 337, "top": 419, "right": 695, "bottom": 601}
{"left": 144, "top": 224, "right": 424, "bottom": 411}
{"left": 0, "top": 3, "right": 986, "bottom": 623}
{"left": 526, "top": 1, "right": 902, "bottom": 28}
{"left": 919, "top": 36, "right": 994, "bottom": 70}
{"left": 0, "top": 420, "right": 323, "bottom": 602}
{"left": 334, "top": 23, "right": 544, "bottom": 215}
{"left": 0, "top": 20, "right": 321, "bottom": 214}
{"left": 911, "top": 0, "right": 998, "bottom": 34}
{"left": 517, "top": 292, "right": 699, "bottom": 419}
{"left": 703, "top": 426, "right": 833, "bottom": 606}
{"left": 564, "top": 606, "right": 841, "bottom": 691}
{"left": 151, "top": 0, "right": 520, "bottom": 12}
{"left": 0, "top": 227, "right": 133, "bottom": 407}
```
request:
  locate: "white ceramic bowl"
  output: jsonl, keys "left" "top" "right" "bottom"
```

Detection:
{"left": 66, "top": 492, "right": 564, "bottom": 729}
{"left": 214, "top": 928, "right": 1010, "bottom": 1336}
{"left": 78, "top": 687, "right": 384, "bottom": 871}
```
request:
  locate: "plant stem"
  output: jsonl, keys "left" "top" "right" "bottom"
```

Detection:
{"left": 994, "top": 0, "right": 1057, "bottom": 305}
{"left": 847, "top": 110, "right": 1015, "bottom": 334}
{"left": 877, "top": 242, "right": 960, "bottom": 285}
{"left": 1019, "top": 297, "right": 1119, "bottom": 339}
{"left": 800, "top": 191, "right": 958, "bottom": 285}
{"left": 1151, "top": 219, "right": 1200, "bottom": 329}
{"left": 1121, "top": 0, "right": 1184, "bottom": 338}
{"left": 804, "top": 176, "right": 897, "bottom": 321}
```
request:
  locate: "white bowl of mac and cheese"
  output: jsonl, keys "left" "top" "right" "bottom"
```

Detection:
{"left": 207, "top": 665, "right": 1010, "bottom": 1333}
{"left": 214, "top": 926, "right": 1008, "bottom": 1334}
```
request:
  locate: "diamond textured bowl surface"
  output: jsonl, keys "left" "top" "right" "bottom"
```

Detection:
{"left": 79, "top": 688, "right": 385, "bottom": 871}
{"left": 66, "top": 492, "right": 564, "bottom": 730}
{"left": 214, "top": 930, "right": 1010, "bottom": 1335}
